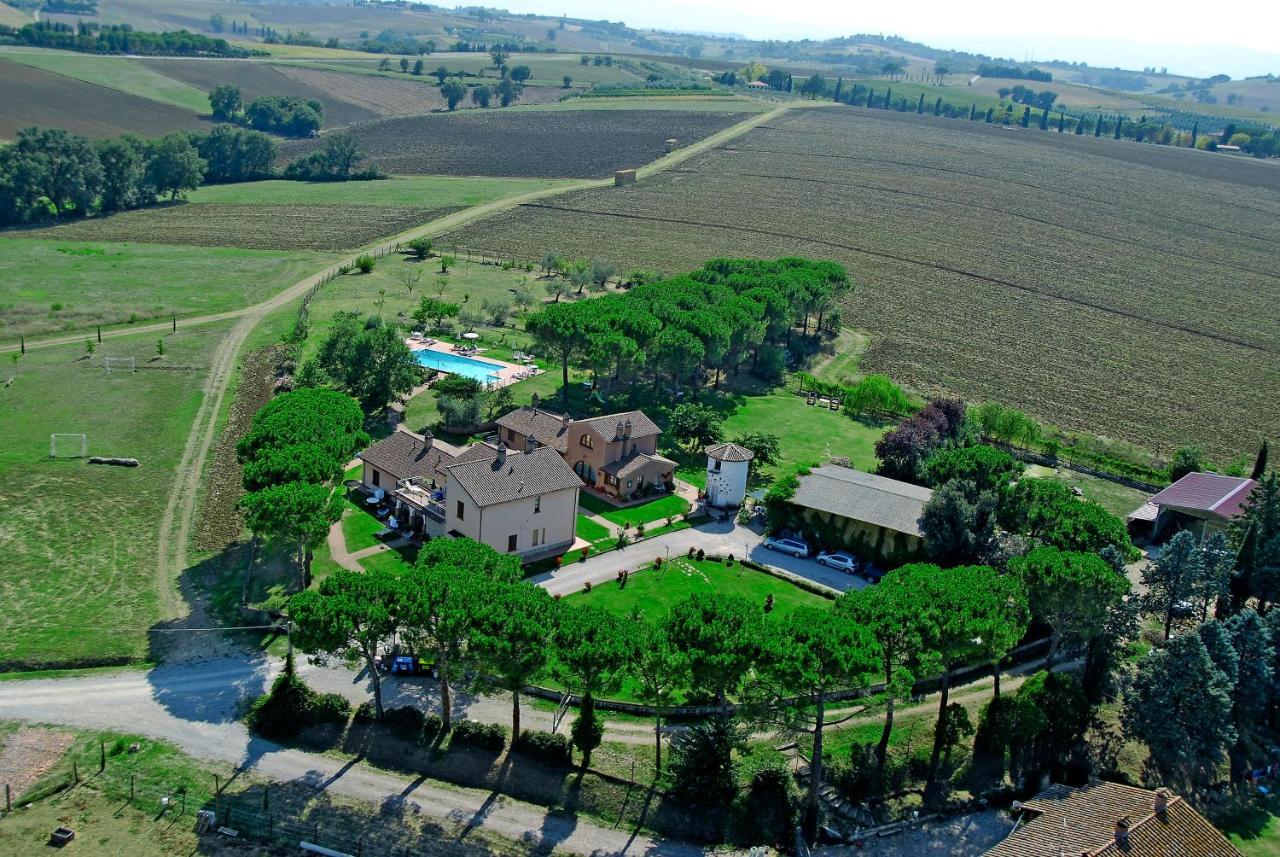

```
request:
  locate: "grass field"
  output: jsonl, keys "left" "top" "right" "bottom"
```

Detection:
{"left": 717, "top": 391, "right": 884, "bottom": 480}
{"left": 444, "top": 106, "right": 1280, "bottom": 459}
{"left": 579, "top": 492, "right": 690, "bottom": 526}
{"left": 0, "top": 323, "right": 231, "bottom": 669}
{"left": 0, "top": 239, "right": 337, "bottom": 338}
{"left": 186, "top": 176, "right": 575, "bottom": 207}
{"left": 278, "top": 109, "right": 752, "bottom": 178}
{"left": 0, "top": 50, "right": 212, "bottom": 113}
{"left": 1216, "top": 794, "right": 1280, "bottom": 856}
{"left": 23, "top": 203, "right": 457, "bottom": 251}
{"left": 565, "top": 557, "right": 828, "bottom": 621}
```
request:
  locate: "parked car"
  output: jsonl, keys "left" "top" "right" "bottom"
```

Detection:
{"left": 763, "top": 536, "right": 810, "bottom": 557}
{"left": 816, "top": 551, "right": 859, "bottom": 574}
{"left": 860, "top": 563, "right": 885, "bottom": 583}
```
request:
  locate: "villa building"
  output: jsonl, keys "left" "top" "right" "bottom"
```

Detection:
{"left": 495, "top": 404, "right": 677, "bottom": 503}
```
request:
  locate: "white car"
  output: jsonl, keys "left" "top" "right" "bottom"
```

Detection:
{"left": 763, "top": 536, "right": 810, "bottom": 558}
{"left": 816, "top": 551, "right": 859, "bottom": 574}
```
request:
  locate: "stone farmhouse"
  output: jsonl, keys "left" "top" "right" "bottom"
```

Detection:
{"left": 494, "top": 404, "right": 677, "bottom": 504}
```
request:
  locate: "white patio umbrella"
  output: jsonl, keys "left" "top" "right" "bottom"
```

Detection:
{"left": 462, "top": 332, "right": 480, "bottom": 340}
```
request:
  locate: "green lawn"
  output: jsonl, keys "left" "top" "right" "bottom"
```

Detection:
{"left": 0, "top": 239, "right": 338, "bottom": 339}
{"left": 689, "top": 391, "right": 887, "bottom": 485}
{"left": 339, "top": 498, "right": 385, "bottom": 553}
{"left": 0, "top": 49, "right": 210, "bottom": 113}
{"left": 358, "top": 545, "right": 418, "bottom": 575}
{"left": 1024, "top": 463, "right": 1151, "bottom": 518}
{"left": 1215, "top": 794, "right": 1280, "bottom": 856}
{"left": 576, "top": 513, "right": 612, "bottom": 545}
{"left": 186, "top": 176, "right": 576, "bottom": 207}
{"left": 565, "top": 557, "right": 828, "bottom": 622}
{"left": 0, "top": 322, "right": 233, "bottom": 669}
{"left": 578, "top": 491, "right": 690, "bottom": 527}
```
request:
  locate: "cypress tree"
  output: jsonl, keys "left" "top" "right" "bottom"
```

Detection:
{"left": 1020, "top": 106, "right": 1031, "bottom": 127}
{"left": 1114, "top": 116, "right": 1123, "bottom": 139}
{"left": 834, "top": 78, "right": 843, "bottom": 102}
{"left": 1252, "top": 440, "right": 1269, "bottom": 480}
{"left": 1075, "top": 116, "right": 1085, "bottom": 135}
{"left": 1094, "top": 115, "right": 1103, "bottom": 137}
{"left": 934, "top": 96, "right": 942, "bottom": 116}
{"left": 984, "top": 107, "right": 994, "bottom": 123}
{"left": 969, "top": 103, "right": 977, "bottom": 121}
{"left": 884, "top": 86, "right": 891, "bottom": 108}
{"left": 867, "top": 87, "right": 874, "bottom": 108}
{"left": 1190, "top": 121, "right": 1199, "bottom": 148}
{"left": 917, "top": 93, "right": 925, "bottom": 113}
{"left": 1038, "top": 109, "right": 1048, "bottom": 130}
{"left": 1057, "top": 112, "right": 1065, "bottom": 133}
{"left": 785, "top": 75, "right": 793, "bottom": 93}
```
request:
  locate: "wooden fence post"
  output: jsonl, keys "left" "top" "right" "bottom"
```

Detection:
{"left": 129, "top": 774, "right": 134, "bottom": 803}
{"left": 5, "top": 783, "right": 11, "bottom": 812}
{"left": 100, "top": 741, "right": 106, "bottom": 772}
{"left": 72, "top": 761, "right": 78, "bottom": 784}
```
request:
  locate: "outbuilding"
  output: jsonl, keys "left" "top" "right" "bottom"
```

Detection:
{"left": 704, "top": 442, "right": 754, "bottom": 507}
{"left": 784, "top": 464, "right": 932, "bottom": 563}
{"left": 1128, "top": 471, "right": 1256, "bottom": 542}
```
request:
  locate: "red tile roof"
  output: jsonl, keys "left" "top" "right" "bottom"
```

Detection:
{"left": 1147, "top": 473, "right": 1256, "bottom": 520}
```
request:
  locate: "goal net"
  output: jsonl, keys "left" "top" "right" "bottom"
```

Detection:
{"left": 104, "top": 356, "right": 135, "bottom": 374}
{"left": 50, "top": 433, "right": 88, "bottom": 459}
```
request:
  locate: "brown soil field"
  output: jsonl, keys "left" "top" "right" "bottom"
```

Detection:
{"left": 0, "top": 58, "right": 209, "bottom": 141}
{"left": 443, "top": 107, "right": 1280, "bottom": 458}
{"left": 279, "top": 109, "right": 752, "bottom": 178}
{"left": 23, "top": 203, "right": 458, "bottom": 251}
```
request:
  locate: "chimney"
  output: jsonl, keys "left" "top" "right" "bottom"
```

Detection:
{"left": 495, "top": 445, "right": 506, "bottom": 466}
{"left": 1114, "top": 817, "right": 1130, "bottom": 849}
{"left": 624, "top": 419, "right": 632, "bottom": 438}
{"left": 531, "top": 392, "right": 540, "bottom": 408}
{"left": 561, "top": 413, "right": 571, "bottom": 429}
{"left": 1154, "top": 788, "right": 1170, "bottom": 817}
{"left": 615, "top": 421, "right": 625, "bottom": 440}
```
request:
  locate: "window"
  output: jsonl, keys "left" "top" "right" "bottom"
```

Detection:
{"left": 507, "top": 533, "right": 518, "bottom": 552}
{"left": 713, "top": 459, "right": 721, "bottom": 472}
{"left": 534, "top": 495, "right": 541, "bottom": 514}
{"left": 372, "top": 469, "right": 381, "bottom": 486}
{"left": 531, "top": 529, "right": 540, "bottom": 547}
{"left": 580, "top": 434, "right": 593, "bottom": 449}
{"left": 456, "top": 500, "right": 465, "bottom": 521}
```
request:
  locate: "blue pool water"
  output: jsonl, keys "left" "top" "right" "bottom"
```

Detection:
{"left": 415, "top": 349, "right": 504, "bottom": 384}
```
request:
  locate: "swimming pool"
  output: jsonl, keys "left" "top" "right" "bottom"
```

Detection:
{"left": 415, "top": 349, "right": 504, "bottom": 384}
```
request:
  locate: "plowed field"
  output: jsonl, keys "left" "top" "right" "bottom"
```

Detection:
{"left": 443, "top": 107, "right": 1280, "bottom": 457}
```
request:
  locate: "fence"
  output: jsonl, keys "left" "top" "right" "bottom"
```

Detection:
{"left": 6, "top": 746, "right": 455, "bottom": 857}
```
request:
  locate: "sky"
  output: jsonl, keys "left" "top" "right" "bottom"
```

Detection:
{"left": 490, "top": 0, "right": 1280, "bottom": 79}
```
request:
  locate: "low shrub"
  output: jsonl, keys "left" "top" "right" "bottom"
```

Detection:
{"left": 382, "top": 705, "right": 427, "bottom": 740}
{"left": 246, "top": 654, "right": 349, "bottom": 739}
{"left": 311, "top": 692, "right": 352, "bottom": 725}
{"left": 514, "top": 730, "right": 573, "bottom": 767}
{"left": 354, "top": 700, "right": 377, "bottom": 723}
{"left": 354, "top": 254, "right": 376, "bottom": 274}
{"left": 451, "top": 719, "right": 505, "bottom": 752}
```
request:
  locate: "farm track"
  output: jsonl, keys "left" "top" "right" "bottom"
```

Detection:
{"left": 674, "top": 168, "right": 1280, "bottom": 282}
{"left": 517, "top": 201, "right": 1279, "bottom": 356}
{"left": 50, "top": 103, "right": 800, "bottom": 636}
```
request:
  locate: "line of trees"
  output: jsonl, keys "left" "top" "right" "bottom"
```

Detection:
{"left": 0, "top": 20, "right": 254, "bottom": 57}
{"left": 236, "top": 388, "right": 369, "bottom": 587}
{"left": 526, "top": 257, "right": 852, "bottom": 412}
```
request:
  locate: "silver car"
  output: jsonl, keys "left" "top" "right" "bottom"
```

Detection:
{"left": 816, "top": 551, "right": 859, "bottom": 574}
{"left": 763, "top": 536, "right": 810, "bottom": 558}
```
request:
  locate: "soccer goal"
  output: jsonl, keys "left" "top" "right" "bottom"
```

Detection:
{"left": 50, "top": 433, "right": 88, "bottom": 459}
{"left": 103, "top": 356, "right": 136, "bottom": 374}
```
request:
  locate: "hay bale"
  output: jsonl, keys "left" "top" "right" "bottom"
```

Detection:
{"left": 664, "top": 138, "right": 679, "bottom": 152}
{"left": 88, "top": 457, "right": 139, "bottom": 467}
{"left": 614, "top": 169, "right": 637, "bottom": 186}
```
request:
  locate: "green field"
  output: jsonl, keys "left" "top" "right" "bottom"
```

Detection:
{"left": 0, "top": 323, "right": 231, "bottom": 669}
{"left": 565, "top": 557, "right": 829, "bottom": 622}
{"left": 576, "top": 513, "right": 612, "bottom": 545}
{"left": 1218, "top": 794, "right": 1280, "bottom": 856}
{"left": 0, "top": 239, "right": 336, "bottom": 338}
{"left": 187, "top": 176, "right": 576, "bottom": 207}
{"left": 0, "top": 49, "right": 211, "bottom": 113}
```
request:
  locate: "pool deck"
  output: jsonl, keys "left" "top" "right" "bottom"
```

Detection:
{"left": 406, "top": 337, "right": 542, "bottom": 389}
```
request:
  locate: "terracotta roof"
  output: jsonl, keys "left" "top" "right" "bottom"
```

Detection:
{"left": 577, "top": 410, "right": 662, "bottom": 440}
{"left": 705, "top": 442, "right": 755, "bottom": 463}
{"left": 446, "top": 446, "right": 582, "bottom": 508}
{"left": 791, "top": 465, "right": 933, "bottom": 538}
{"left": 1148, "top": 473, "right": 1257, "bottom": 520}
{"left": 358, "top": 430, "right": 457, "bottom": 484}
{"left": 452, "top": 441, "right": 503, "bottom": 465}
{"left": 986, "top": 782, "right": 1241, "bottom": 857}
{"left": 495, "top": 406, "right": 572, "bottom": 453}
{"left": 601, "top": 451, "right": 678, "bottom": 480}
